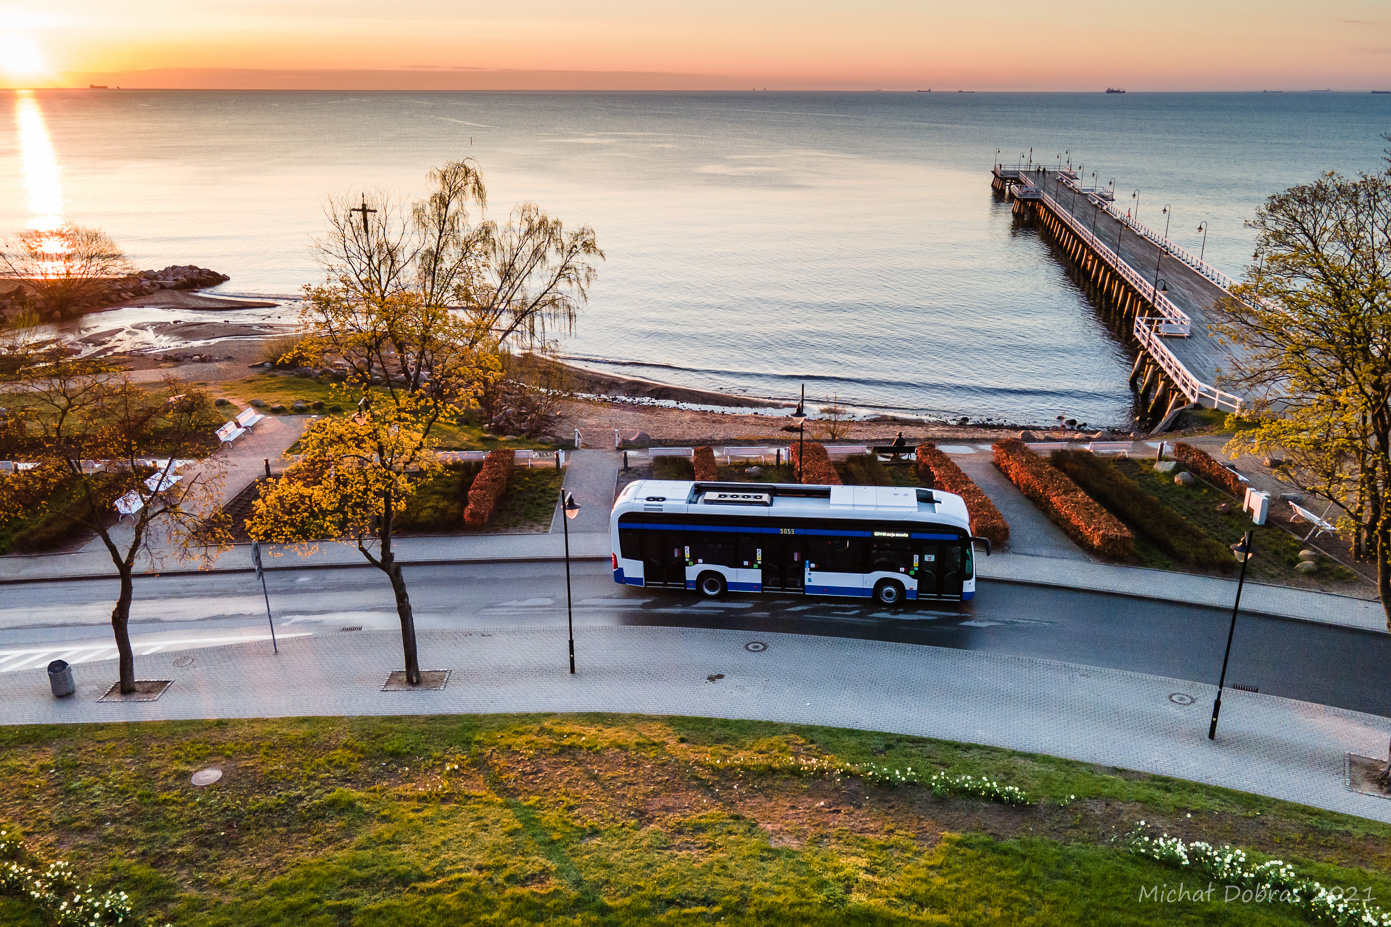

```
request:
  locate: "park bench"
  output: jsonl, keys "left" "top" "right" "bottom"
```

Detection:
{"left": 235, "top": 407, "right": 266, "bottom": 430}
{"left": 1024, "top": 442, "right": 1072, "bottom": 454}
{"left": 649, "top": 447, "right": 694, "bottom": 458}
{"left": 1289, "top": 501, "right": 1337, "bottom": 541}
{"left": 824, "top": 445, "right": 869, "bottom": 458}
{"left": 1086, "top": 441, "right": 1131, "bottom": 456}
{"left": 720, "top": 446, "right": 773, "bottom": 464}
{"left": 870, "top": 445, "right": 914, "bottom": 462}
{"left": 216, "top": 421, "right": 246, "bottom": 445}
{"left": 114, "top": 490, "right": 143, "bottom": 519}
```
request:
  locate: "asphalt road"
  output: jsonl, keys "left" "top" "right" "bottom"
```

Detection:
{"left": 2, "top": 560, "right": 1386, "bottom": 717}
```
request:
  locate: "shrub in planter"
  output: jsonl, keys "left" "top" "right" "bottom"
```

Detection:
{"left": 1173, "top": 442, "right": 1245, "bottom": 497}
{"left": 693, "top": 446, "right": 718, "bottom": 481}
{"left": 653, "top": 455, "right": 694, "bottom": 481}
{"left": 463, "top": 449, "right": 514, "bottom": 528}
{"left": 993, "top": 439, "right": 1133, "bottom": 558}
{"left": 788, "top": 441, "right": 842, "bottom": 485}
{"left": 1050, "top": 450, "right": 1232, "bottom": 570}
{"left": 917, "top": 444, "right": 1010, "bottom": 547}
{"left": 840, "top": 453, "right": 891, "bottom": 486}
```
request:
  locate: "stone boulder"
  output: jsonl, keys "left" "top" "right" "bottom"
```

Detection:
{"left": 1295, "top": 560, "right": 1318, "bottom": 574}
{"left": 1018, "top": 430, "right": 1038, "bottom": 442}
{"left": 291, "top": 400, "right": 308, "bottom": 413}
{"left": 1174, "top": 471, "right": 1195, "bottom": 487}
{"left": 249, "top": 398, "right": 267, "bottom": 408}
{"left": 1298, "top": 549, "right": 1319, "bottom": 562}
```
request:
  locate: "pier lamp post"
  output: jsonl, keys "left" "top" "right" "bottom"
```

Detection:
{"left": 1197, "top": 221, "right": 1209, "bottom": 263}
{"left": 1108, "top": 178, "right": 1115, "bottom": 198}
{"left": 792, "top": 386, "right": 807, "bottom": 483}
{"left": 1152, "top": 205, "right": 1171, "bottom": 293}
{"left": 1131, "top": 191, "right": 1140, "bottom": 223}
{"left": 1209, "top": 531, "right": 1254, "bottom": 740}
{"left": 560, "top": 490, "right": 582, "bottom": 674}
{"left": 996, "top": 148, "right": 1001, "bottom": 169}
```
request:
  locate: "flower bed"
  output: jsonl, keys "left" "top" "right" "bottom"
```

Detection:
{"left": 993, "top": 439, "right": 1133, "bottom": 558}
{"left": 463, "top": 448, "right": 514, "bottom": 528}
{"left": 1173, "top": 442, "right": 1245, "bottom": 497}
{"left": 693, "top": 446, "right": 718, "bottom": 481}
{"left": 789, "top": 441, "right": 842, "bottom": 485}
{"left": 1129, "top": 825, "right": 1391, "bottom": 926}
{"left": 916, "top": 443, "right": 1010, "bottom": 547}
{"left": 1050, "top": 450, "right": 1233, "bottom": 570}
{"left": 1, "top": 828, "right": 140, "bottom": 926}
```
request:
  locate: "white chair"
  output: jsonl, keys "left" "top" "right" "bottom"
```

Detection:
{"left": 1289, "top": 501, "right": 1337, "bottom": 541}
{"left": 114, "top": 490, "right": 144, "bottom": 519}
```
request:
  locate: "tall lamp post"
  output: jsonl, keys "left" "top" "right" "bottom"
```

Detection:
{"left": 1152, "top": 205, "right": 1171, "bottom": 293}
{"left": 1197, "top": 221, "right": 1209, "bottom": 263}
{"left": 1210, "top": 531, "right": 1254, "bottom": 739}
{"left": 560, "top": 490, "right": 581, "bottom": 674}
{"left": 1131, "top": 190, "right": 1140, "bottom": 223}
{"left": 792, "top": 386, "right": 807, "bottom": 483}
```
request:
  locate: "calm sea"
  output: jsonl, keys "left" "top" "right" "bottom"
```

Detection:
{"left": 3, "top": 90, "right": 1388, "bottom": 427}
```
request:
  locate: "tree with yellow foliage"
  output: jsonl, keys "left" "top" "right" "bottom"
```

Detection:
{"left": 248, "top": 160, "right": 601, "bottom": 685}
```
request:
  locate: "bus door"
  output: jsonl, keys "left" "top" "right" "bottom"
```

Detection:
{"left": 916, "top": 539, "right": 965, "bottom": 599}
{"left": 642, "top": 530, "right": 686, "bottom": 588}
{"left": 763, "top": 533, "right": 805, "bottom": 592}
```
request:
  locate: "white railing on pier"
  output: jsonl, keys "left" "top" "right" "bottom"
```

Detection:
{"left": 1133, "top": 318, "right": 1244, "bottom": 413}
{"left": 1018, "top": 177, "right": 1193, "bottom": 336}
{"left": 1089, "top": 197, "right": 1242, "bottom": 292}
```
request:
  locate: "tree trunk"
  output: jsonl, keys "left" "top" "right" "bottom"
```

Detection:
{"left": 112, "top": 565, "right": 136, "bottom": 694}
{"left": 385, "top": 557, "right": 422, "bottom": 686}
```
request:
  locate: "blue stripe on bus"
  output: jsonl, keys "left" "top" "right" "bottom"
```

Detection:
{"left": 911, "top": 532, "right": 962, "bottom": 540}
{"left": 613, "top": 567, "right": 625, "bottom": 584}
{"left": 804, "top": 584, "right": 873, "bottom": 598}
{"left": 729, "top": 582, "right": 762, "bottom": 593}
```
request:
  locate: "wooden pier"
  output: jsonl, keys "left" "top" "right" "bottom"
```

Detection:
{"left": 991, "top": 163, "right": 1245, "bottom": 423}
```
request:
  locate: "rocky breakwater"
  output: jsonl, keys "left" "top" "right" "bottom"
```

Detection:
{"left": 0, "top": 265, "right": 231, "bottom": 319}
{"left": 107, "top": 265, "right": 231, "bottom": 300}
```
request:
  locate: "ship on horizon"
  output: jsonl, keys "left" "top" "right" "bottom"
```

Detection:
{"left": 1105, "top": 87, "right": 1126, "bottom": 94}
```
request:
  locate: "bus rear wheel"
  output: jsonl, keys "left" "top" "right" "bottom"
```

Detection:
{"left": 697, "top": 572, "right": 727, "bottom": 598}
{"left": 873, "top": 580, "right": 905, "bottom": 606}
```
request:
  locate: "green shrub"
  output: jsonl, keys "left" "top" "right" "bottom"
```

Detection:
{"left": 840, "top": 453, "right": 891, "bottom": 486}
{"left": 653, "top": 455, "right": 694, "bottom": 481}
{"left": 1051, "top": 450, "right": 1234, "bottom": 570}
{"left": 399, "top": 463, "right": 478, "bottom": 532}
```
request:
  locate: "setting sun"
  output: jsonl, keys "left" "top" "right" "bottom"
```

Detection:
{"left": 0, "top": 31, "right": 45, "bottom": 78}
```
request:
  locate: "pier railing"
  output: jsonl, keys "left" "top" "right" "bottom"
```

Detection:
{"left": 1000, "top": 166, "right": 1244, "bottom": 414}
{"left": 1092, "top": 199, "right": 1242, "bottom": 291}
{"left": 1134, "top": 318, "right": 1244, "bottom": 413}
{"left": 1019, "top": 177, "right": 1193, "bottom": 336}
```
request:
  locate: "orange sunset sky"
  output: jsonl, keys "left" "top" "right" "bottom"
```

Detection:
{"left": 1, "top": 1, "right": 1389, "bottom": 91}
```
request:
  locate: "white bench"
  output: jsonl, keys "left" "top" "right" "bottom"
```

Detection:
{"left": 1290, "top": 501, "right": 1337, "bottom": 541}
{"left": 216, "top": 421, "right": 246, "bottom": 445}
{"left": 720, "top": 446, "right": 773, "bottom": 464}
{"left": 114, "top": 490, "right": 143, "bottom": 518}
{"left": 1024, "top": 442, "right": 1072, "bottom": 454}
{"left": 235, "top": 408, "right": 266, "bottom": 429}
{"left": 650, "top": 447, "right": 694, "bottom": 458}
{"left": 825, "top": 445, "right": 870, "bottom": 458}
{"left": 1086, "top": 441, "right": 1131, "bottom": 456}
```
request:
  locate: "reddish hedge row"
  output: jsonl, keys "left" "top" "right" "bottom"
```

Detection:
{"left": 1173, "top": 442, "right": 1245, "bottom": 497}
{"left": 789, "top": 441, "right": 842, "bottom": 485}
{"left": 916, "top": 443, "right": 1010, "bottom": 547}
{"left": 463, "top": 449, "right": 514, "bottom": 528}
{"left": 992, "top": 439, "right": 1133, "bottom": 559}
{"left": 693, "top": 446, "right": 718, "bottom": 481}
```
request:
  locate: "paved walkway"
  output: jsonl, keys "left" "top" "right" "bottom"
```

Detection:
{"left": 551, "top": 449, "right": 621, "bottom": 534}
{"left": 952, "top": 451, "right": 1089, "bottom": 560}
{"left": 5, "top": 625, "right": 1389, "bottom": 823}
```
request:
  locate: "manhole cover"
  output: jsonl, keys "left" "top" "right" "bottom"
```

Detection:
{"left": 745, "top": 641, "right": 767, "bottom": 653}
{"left": 190, "top": 768, "right": 222, "bottom": 787}
{"left": 172, "top": 655, "right": 194, "bottom": 667}
{"left": 1169, "top": 692, "right": 1196, "bottom": 706}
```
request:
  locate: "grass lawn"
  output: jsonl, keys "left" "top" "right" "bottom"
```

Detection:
{"left": 2, "top": 713, "right": 1389, "bottom": 925}
{"left": 1114, "top": 458, "right": 1362, "bottom": 587}
{"left": 487, "top": 466, "right": 564, "bottom": 532}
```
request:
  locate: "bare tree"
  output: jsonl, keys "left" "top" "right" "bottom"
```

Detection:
{"left": 0, "top": 225, "right": 133, "bottom": 319}
{"left": 12, "top": 357, "right": 230, "bottom": 692}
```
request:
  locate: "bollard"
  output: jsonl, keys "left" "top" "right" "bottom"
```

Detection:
{"left": 776, "top": 449, "right": 782, "bottom": 467}
{"left": 1155, "top": 442, "right": 1165, "bottom": 463}
{"left": 554, "top": 451, "right": 561, "bottom": 471}
{"left": 47, "top": 660, "right": 75, "bottom": 698}
{"left": 574, "top": 428, "right": 582, "bottom": 450}
{"left": 264, "top": 458, "right": 271, "bottom": 478}
{"left": 614, "top": 428, "right": 620, "bottom": 449}
{"left": 623, "top": 451, "right": 629, "bottom": 472}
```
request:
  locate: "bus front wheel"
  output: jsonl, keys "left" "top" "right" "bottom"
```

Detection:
{"left": 873, "top": 580, "right": 905, "bottom": 606}
{"left": 697, "top": 572, "right": 726, "bottom": 598}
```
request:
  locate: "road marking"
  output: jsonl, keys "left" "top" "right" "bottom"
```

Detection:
{"left": 0, "top": 634, "right": 311, "bottom": 672}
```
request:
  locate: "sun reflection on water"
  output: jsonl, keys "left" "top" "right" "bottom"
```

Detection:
{"left": 15, "top": 90, "right": 63, "bottom": 234}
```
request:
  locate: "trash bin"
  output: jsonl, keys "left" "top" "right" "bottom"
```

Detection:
{"left": 47, "top": 659, "right": 75, "bottom": 698}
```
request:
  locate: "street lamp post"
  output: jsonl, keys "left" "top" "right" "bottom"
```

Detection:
{"left": 1152, "top": 205, "right": 1171, "bottom": 293}
{"left": 1131, "top": 190, "right": 1140, "bottom": 223}
{"left": 1197, "top": 221, "right": 1209, "bottom": 263}
{"left": 792, "top": 386, "right": 807, "bottom": 483}
{"left": 1210, "top": 531, "right": 1254, "bottom": 739}
{"left": 560, "top": 490, "right": 582, "bottom": 674}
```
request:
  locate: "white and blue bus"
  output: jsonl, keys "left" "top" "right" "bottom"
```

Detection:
{"left": 610, "top": 480, "right": 989, "bottom": 606}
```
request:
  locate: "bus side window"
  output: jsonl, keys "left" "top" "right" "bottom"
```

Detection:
{"left": 811, "top": 537, "right": 862, "bottom": 573}
{"left": 870, "top": 538, "right": 913, "bottom": 573}
{"left": 618, "top": 529, "right": 643, "bottom": 561}
{"left": 963, "top": 542, "right": 974, "bottom": 578}
{"left": 690, "top": 532, "right": 736, "bottom": 567}
{"left": 738, "top": 535, "right": 760, "bottom": 567}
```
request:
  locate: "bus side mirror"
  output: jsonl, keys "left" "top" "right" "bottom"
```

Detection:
{"left": 971, "top": 537, "right": 992, "bottom": 556}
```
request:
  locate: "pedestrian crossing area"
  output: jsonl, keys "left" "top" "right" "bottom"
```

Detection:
{"left": 0, "top": 633, "right": 310, "bottom": 673}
